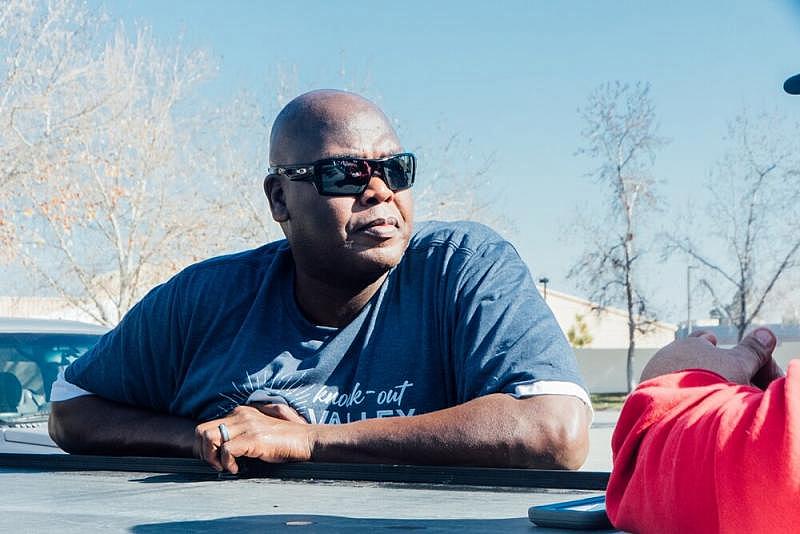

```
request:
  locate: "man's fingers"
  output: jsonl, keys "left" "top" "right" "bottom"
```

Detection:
{"left": 689, "top": 330, "right": 718, "bottom": 346}
{"left": 196, "top": 424, "right": 223, "bottom": 471}
{"left": 734, "top": 327, "right": 777, "bottom": 374}
{"left": 194, "top": 426, "right": 222, "bottom": 471}
{"left": 219, "top": 441, "right": 241, "bottom": 474}
{"left": 221, "top": 436, "right": 290, "bottom": 466}
{"left": 219, "top": 437, "right": 267, "bottom": 475}
{"left": 196, "top": 419, "right": 243, "bottom": 471}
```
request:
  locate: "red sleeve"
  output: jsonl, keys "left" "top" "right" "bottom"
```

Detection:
{"left": 606, "top": 360, "right": 800, "bottom": 533}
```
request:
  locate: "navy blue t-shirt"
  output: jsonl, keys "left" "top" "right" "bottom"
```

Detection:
{"left": 66, "top": 221, "right": 586, "bottom": 423}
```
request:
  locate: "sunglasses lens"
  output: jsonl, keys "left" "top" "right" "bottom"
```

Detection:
{"left": 317, "top": 160, "right": 370, "bottom": 195}
{"left": 383, "top": 154, "right": 415, "bottom": 190}
{"left": 313, "top": 155, "right": 415, "bottom": 196}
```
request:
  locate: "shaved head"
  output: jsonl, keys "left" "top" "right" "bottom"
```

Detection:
{"left": 269, "top": 89, "right": 402, "bottom": 165}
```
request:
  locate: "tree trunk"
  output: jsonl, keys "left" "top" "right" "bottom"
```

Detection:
{"left": 626, "top": 332, "right": 636, "bottom": 393}
{"left": 737, "top": 283, "right": 747, "bottom": 342}
{"left": 625, "top": 260, "right": 636, "bottom": 392}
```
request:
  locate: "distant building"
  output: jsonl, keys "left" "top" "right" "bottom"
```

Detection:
{"left": 0, "top": 265, "right": 167, "bottom": 326}
{"left": 0, "top": 296, "right": 99, "bottom": 324}
{"left": 538, "top": 287, "right": 677, "bottom": 349}
{"left": 675, "top": 320, "right": 800, "bottom": 345}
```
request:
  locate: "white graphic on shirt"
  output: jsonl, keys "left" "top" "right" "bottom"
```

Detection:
{"left": 215, "top": 369, "right": 415, "bottom": 423}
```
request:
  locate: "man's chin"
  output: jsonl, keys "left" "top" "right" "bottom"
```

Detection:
{"left": 354, "top": 248, "right": 404, "bottom": 271}
{"left": 345, "top": 242, "right": 406, "bottom": 277}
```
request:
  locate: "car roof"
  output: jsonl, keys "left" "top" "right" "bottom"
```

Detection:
{"left": 0, "top": 455, "right": 612, "bottom": 533}
{"left": 0, "top": 317, "right": 109, "bottom": 335}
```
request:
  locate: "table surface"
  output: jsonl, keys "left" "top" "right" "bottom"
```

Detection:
{"left": 0, "top": 464, "right": 620, "bottom": 533}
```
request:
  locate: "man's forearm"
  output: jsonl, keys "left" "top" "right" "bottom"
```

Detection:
{"left": 49, "top": 395, "right": 197, "bottom": 457}
{"left": 309, "top": 393, "right": 589, "bottom": 469}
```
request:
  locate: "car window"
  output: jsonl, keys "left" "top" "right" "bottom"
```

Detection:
{"left": 0, "top": 333, "right": 101, "bottom": 423}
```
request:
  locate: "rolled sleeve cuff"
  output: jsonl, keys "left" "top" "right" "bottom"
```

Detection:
{"left": 50, "top": 367, "right": 93, "bottom": 402}
{"left": 513, "top": 380, "right": 593, "bottom": 418}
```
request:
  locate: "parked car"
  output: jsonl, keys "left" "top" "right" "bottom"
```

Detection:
{"left": 0, "top": 317, "right": 107, "bottom": 453}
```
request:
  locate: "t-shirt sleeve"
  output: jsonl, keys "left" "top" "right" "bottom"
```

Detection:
{"left": 606, "top": 361, "right": 800, "bottom": 533}
{"left": 63, "top": 277, "right": 186, "bottom": 412}
{"left": 451, "top": 240, "right": 588, "bottom": 404}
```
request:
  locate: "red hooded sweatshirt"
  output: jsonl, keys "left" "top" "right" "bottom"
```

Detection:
{"left": 606, "top": 361, "right": 800, "bottom": 533}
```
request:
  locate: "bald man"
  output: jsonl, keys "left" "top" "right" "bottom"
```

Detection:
{"left": 49, "top": 90, "right": 590, "bottom": 471}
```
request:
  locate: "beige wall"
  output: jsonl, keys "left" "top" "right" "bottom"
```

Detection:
{"left": 574, "top": 348, "right": 659, "bottom": 393}
{"left": 575, "top": 342, "right": 800, "bottom": 394}
{"left": 540, "top": 288, "right": 676, "bottom": 349}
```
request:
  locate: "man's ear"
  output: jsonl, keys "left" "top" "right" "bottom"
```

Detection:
{"left": 264, "top": 176, "right": 289, "bottom": 222}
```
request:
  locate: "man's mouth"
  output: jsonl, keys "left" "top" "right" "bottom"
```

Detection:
{"left": 354, "top": 217, "right": 400, "bottom": 237}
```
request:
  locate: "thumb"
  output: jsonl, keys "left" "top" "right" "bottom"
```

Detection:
{"left": 736, "top": 327, "right": 777, "bottom": 370}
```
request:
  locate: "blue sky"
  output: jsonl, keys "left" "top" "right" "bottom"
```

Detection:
{"left": 94, "top": 0, "right": 800, "bottom": 323}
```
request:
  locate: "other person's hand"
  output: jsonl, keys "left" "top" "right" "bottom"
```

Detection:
{"left": 194, "top": 405, "right": 314, "bottom": 474}
{"left": 640, "top": 328, "right": 783, "bottom": 388}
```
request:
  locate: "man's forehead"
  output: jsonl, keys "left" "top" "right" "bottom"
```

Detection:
{"left": 273, "top": 133, "right": 401, "bottom": 165}
{"left": 305, "top": 133, "right": 402, "bottom": 161}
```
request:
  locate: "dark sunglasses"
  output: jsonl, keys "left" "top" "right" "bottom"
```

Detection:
{"left": 268, "top": 152, "right": 416, "bottom": 196}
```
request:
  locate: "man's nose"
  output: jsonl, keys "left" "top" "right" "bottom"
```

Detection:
{"left": 358, "top": 175, "right": 394, "bottom": 206}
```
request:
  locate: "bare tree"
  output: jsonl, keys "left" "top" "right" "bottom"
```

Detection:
{"left": 3, "top": 1, "right": 236, "bottom": 326}
{"left": 569, "top": 81, "right": 666, "bottom": 392}
{"left": 0, "top": 0, "right": 110, "bottom": 259}
{"left": 667, "top": 112, "right": 800, "bottom": 341}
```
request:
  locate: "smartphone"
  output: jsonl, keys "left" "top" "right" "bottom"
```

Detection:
{"left": 528, "top": 495, "right": 613, "bottom": 530}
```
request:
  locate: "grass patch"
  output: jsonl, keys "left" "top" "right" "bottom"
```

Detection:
{"left": 590, "top": 393, "right": 628, "bottom": 411}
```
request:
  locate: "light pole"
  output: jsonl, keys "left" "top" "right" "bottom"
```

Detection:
{"left": 538, "top": 277, "right": 550, "bottom": 302}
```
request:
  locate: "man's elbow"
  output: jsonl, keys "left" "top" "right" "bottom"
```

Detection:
{"left": 514, "top": 399, "right": 590, "bottom": 470}
{"left": 48, "top": 399, "right": 89, "bottom": 454}
{"left": 535, "top": 416, "right": 589, "bottom": 470}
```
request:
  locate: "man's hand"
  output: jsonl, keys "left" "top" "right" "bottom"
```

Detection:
{"left": 640, "top": 328, "right": 783, "bottom": 388}
{"left": 194, "top": 404, "right": 313, "bottom": 474}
